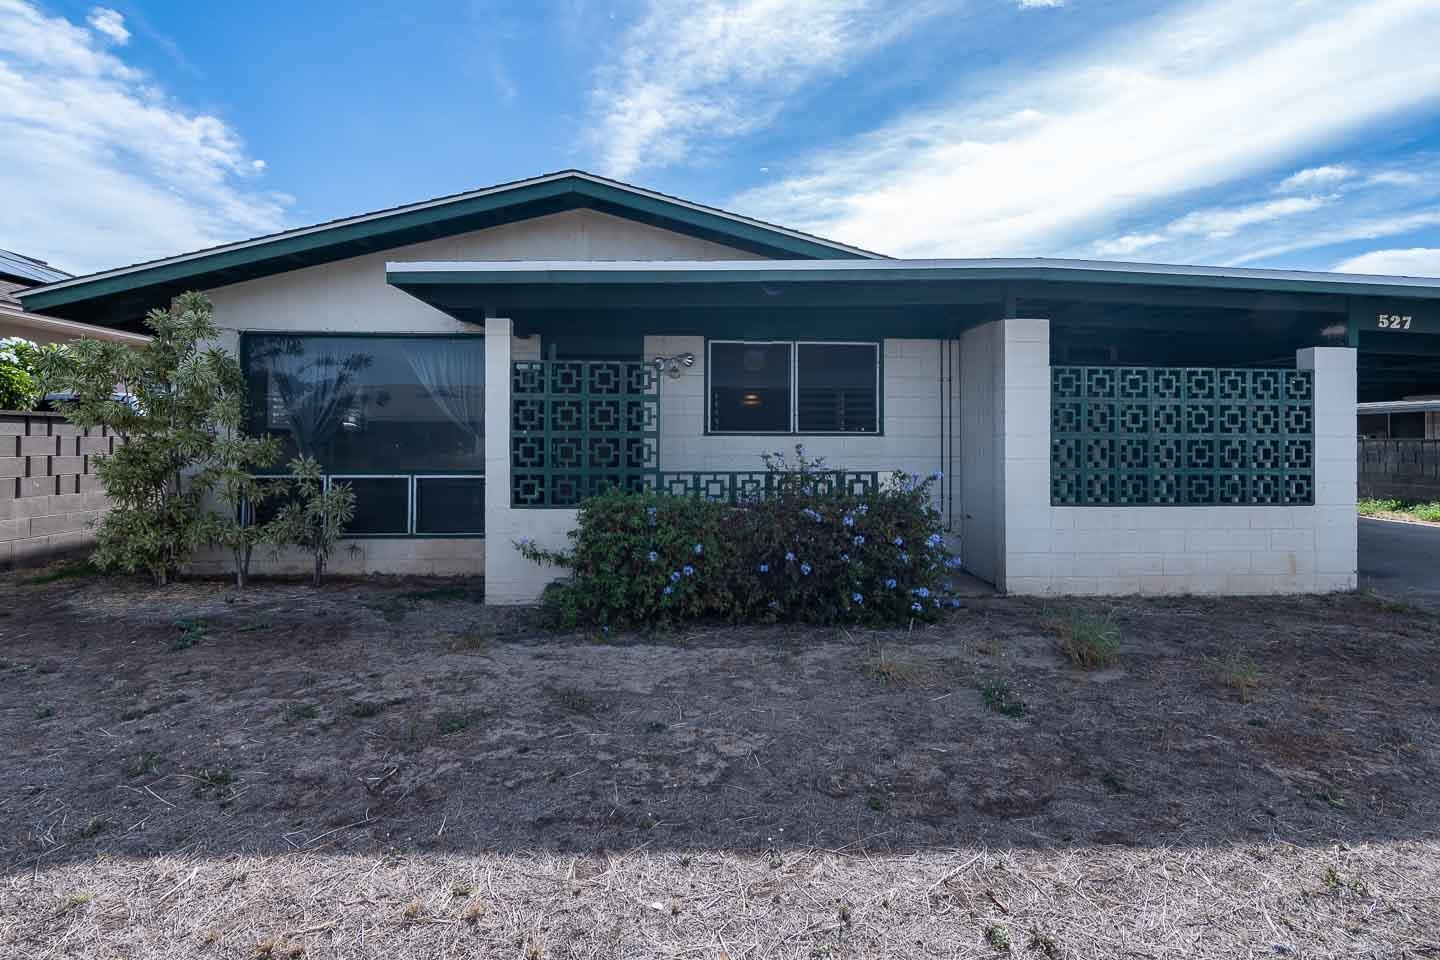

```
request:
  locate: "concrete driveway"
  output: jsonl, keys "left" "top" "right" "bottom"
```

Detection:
{"left": 1359, "top": 516, "right": 1440, "bottom": 604}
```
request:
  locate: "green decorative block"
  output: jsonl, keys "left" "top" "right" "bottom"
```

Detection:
{"left": 1051, "top": 365, "right": 1313, "bottom": 507}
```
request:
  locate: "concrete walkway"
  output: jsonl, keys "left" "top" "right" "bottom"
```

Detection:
{"left": 1359, "top": 516, "right": 1440, "bottom": 605}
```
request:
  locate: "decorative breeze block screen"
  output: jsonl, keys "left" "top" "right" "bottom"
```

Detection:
{"left": 511, "top": 360, "right": 660, "bottom": 507}
{"left": 1051, "top": 367, "right": 1315, "bottom": 506}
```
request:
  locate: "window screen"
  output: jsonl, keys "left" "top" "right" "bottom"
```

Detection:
{"left": 415, "top": 477, "right": 485, "bottom": 535}
{"left": 335, "top": 476, "right": 410, "bottom": 535}
{"left": 709, "top": 342, "right": 792, "bottom": 433}
{"left": 797, "top": 343, "right": 879, "bottom": 433}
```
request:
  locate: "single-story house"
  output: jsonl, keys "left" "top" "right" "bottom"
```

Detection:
{"left": 21, "top": 170, "right": 1440, "bottom": 599}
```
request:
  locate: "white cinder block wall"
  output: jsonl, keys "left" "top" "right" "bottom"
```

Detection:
{"left": 988, "top": 318, "right": 1358, "bottom": 596}
{"left": 645, "top": 336, "right": 951, "bottom": 481}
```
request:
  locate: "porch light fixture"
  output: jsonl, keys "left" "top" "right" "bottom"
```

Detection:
{"left": 653, "top": 352, "right": 695, "bottom": 379}
{"left": 741, "top": 392, "right": 762, "bottom": 408}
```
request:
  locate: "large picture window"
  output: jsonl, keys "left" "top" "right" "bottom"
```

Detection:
{"left": 707, "top": 340, "right": 880, "bottom": 435}
{"left": 242, "top": 334, "right": 486, "bottom": 537}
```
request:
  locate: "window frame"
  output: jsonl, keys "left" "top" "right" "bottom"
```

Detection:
{"left": 705, "top": 338, "right": 883, "bottom": 436}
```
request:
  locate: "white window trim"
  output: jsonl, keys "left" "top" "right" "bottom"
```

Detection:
{"left": 707, "top": 339, "right": 881, "bottom": 435}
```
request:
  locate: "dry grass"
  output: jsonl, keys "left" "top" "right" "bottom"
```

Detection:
{"left": 4, "top": 843, "right": 1438, "bottom": 958}
{"left": 1, "top": 573, "right": 1438, "bottom": 957}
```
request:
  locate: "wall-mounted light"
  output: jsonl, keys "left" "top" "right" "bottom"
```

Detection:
{"left": 653, "top": 353, "right": 696, "bottom": 379}
{"left": 741, "top": 392, "right": 761, "bottom": 408}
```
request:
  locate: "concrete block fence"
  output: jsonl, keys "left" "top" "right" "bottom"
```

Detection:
{"left": 0, "top": 411, "right": 114, "bottom": 568}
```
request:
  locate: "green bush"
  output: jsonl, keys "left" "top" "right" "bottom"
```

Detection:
{"left": 517, "top": 448, "right": 964, "bottom": 627}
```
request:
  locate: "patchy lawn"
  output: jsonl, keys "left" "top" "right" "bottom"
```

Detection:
{"left": 1, "top": 571, "right": 1437, "bottom": 958}
{"left": 1358, "top": 498, "right": 1440, "bottom": 524}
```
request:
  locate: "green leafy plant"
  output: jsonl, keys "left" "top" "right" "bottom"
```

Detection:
{"left": 265, "top": 455, "right": 355, "bottom": 586}
{"left": 39, "top": 292, "right": 277, "bottom": 584}
{"left": 516, "top": 446, "right": 963, "bottom": 627}
{"left": 981, "top": 679, "right": 1026, "bottom": 718}
{"left": 0, "top": 337, "right": 40, "bottom": 410}
{"left": 198, "top": 435, "right": 282, "bottom": 590}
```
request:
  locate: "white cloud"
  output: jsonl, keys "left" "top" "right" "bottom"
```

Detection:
{"left": 735, "top": 0, "right": 1440, "bottom": 258}
{"left": 0, "top": 0, "right": 287, "bottom": 274}
{"left": 1229, "top": 209, "right": 1440, "bottom": 265}
{"left": 1016, "top": 0, "right": 1063, "bottom": 7}
{"left": 86, "top": 6, "right": 128, "bottom": 44}
{"left": 1275, "top": 164, "right": 1353, "bottom": 193}
{"left": 1094, "top": 193, "right": 1334, "bottom": 257}
{"left": 584, "top": 0, "right": 951, "bottom": 178}
{"left": 1333, "top": 247, "right": 1440, "bottom": 278}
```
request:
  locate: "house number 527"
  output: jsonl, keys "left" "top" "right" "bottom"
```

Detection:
{"left": 1377, "top": 314, "right": 1413, "bottom": 330}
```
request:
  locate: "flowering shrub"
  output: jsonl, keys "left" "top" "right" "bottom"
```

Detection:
{"left": 516, "top": 448, "right": 964, "bottom": 627}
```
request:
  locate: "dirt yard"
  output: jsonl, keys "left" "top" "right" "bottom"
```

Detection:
{"left": 1, "top": 567, "right": 1437, "bottom": 958}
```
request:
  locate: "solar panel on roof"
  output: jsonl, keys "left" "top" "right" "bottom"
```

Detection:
{"left": 0, "top": 249, "right": 72, "bottom": 285}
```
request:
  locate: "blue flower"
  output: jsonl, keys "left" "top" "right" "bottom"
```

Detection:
{"left": 645, "top": 506, "right": 658, "bottom": 524}
{"left": 683, "top": 565, "right": 695, "bottom": 576}
{"left": 945, "top": 556, "right": 963, "bottom": 569}
{"left": 694, "top": 543, "right": 704, "bottom": 555}
{"left": 785, "top": 551, "right": 796, "bottom": 562}
{"left": 911, "top": 602, "right": 923, "bottom": 613}
{"left": 758, "top": 563, "right": 770, "bottom": 573}
{"left": 899, "top": 552, "right": 910, "bottom": 564}
{"left": 601, "top": 625, "right": 610, "bottom": 633}
{"left": 950, "top": 598, "right": 962, "bottom": 608}
{"left": 852, "top": 592, "right": 863, "bottom": 603}
{"left": 930, "top": 470, "right": 944, "bottom": 481}
{"left": 669, "top": 571, "right": 681, "bottom": 583}
{"left": 856, "top": 504, "right": 869, "bottom": 516}
{"left": 800, "top": 562, "right": 812, "bottom": 576}
{"left": 663, "top": 585, "right": 674, "bottom": 596}
{"left": 913, "top": 586, "right": 930, "bottom": 598}
{"left": 926, "top": 533, "right": 943, "bottom": 548}
{"left": 885, "top": 578, "right": 897, "bottom": 589}
{"left": 842, "top": 515, "right": 855, "bottom": 527}
{"left": 853, "top": 535, "right": 865, "bottom": 546}
{"left": 840, "top": 553, "right": 850, "bottom": 563}
{"left": 768, "top": 600, "right": 780, "bottom": 610}
{"left": 801, "top": 507, "right": 823, "bottom": 522}
{"left": 516, "top": 536, "right": 534, "bottom": 548}
{"left": 893, "top": 536, "right": 904, "bottom": 547}
{"left": 647, "top": 551, "right": 658, "bottom": 563}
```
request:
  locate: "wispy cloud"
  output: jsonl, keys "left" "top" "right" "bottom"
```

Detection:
{"left": 85, "top": 6, "right": 128, "bottom": 44}
{"left": 1093, "top": 195, "right": 1335, "bottom": 257}
{"left": 1275, "top": 165, "right": 1353, "bottom": 193}
{"left": 584, "top": 0, "right": 951, "bottom": 178}
{"left": 0, "top": 0, "right": 288, "bottom": 274}
{"left": 1333, "top": 247, "right": 1440, "bottom": 277}
{"left": 735, "top": 0, "right": 1440, "bottom": 258}
{"left": 1016, "top": 0, "right": 1063, "bottom": 7}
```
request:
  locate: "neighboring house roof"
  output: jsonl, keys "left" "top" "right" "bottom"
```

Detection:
{"left": 18, "top": 170, "right": 882, "bottom": 327}
{"left": 0, "top": 250, "right": 147, "bottom": 345}
{"left": 0, "top": 248, "right": 71, "bottom": 286}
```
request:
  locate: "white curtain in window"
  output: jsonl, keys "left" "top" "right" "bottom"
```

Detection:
{"left": 403, "top": 340, "right": 485, "bottom": 456}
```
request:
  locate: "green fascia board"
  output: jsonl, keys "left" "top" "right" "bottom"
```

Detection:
{"left": 20, "top": 174, "right": 874, "bottom": 319}
{"left": 384, "top": 260, "right": 1440, "bottom": 302}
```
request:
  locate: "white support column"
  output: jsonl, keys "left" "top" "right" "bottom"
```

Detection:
{"left": 1299, "top": 346, "right": 1358, "bottom": 591}
{"left": 997, "top": 318, "right": 1052, "bottom": 593}
{"left": 483, "top": 319, "right": 581, "bottom": 604}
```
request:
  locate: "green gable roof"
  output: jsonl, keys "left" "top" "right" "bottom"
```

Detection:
{"left": 20, "top": 170, "right": 880, "bottom": 328}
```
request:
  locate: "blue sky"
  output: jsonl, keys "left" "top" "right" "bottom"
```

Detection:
{"left": 2, "top": 0, "right": 1440, "bottom": 277}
